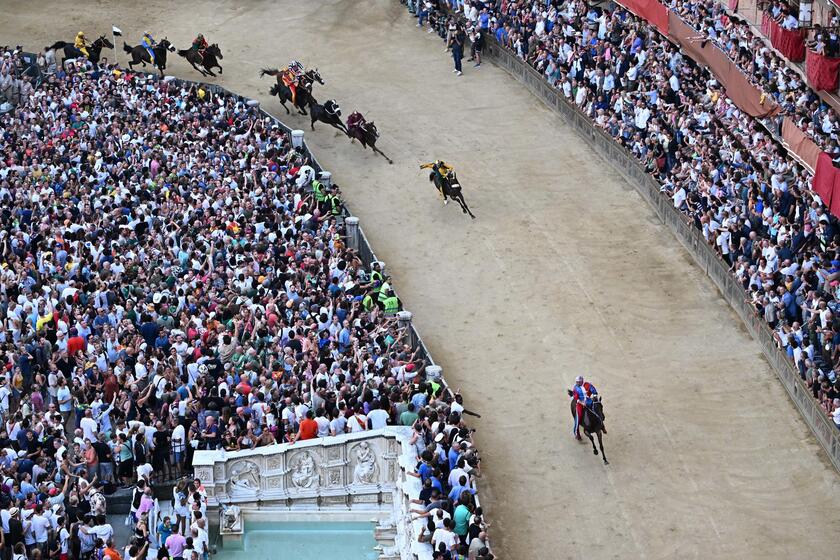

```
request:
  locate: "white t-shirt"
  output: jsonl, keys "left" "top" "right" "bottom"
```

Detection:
{"left": 172, "top": 424, "right": 186, "bottom": 452}
{"left": 347, "top": 414, "right": 367, "bottom": 433}
{"left": 31, "top": 514, "right": 50, "bottom": 543}
{"left": 137, "top": 462, "right": 154, "bottom": 481}
{"left": 367, "top": 409, "right": 389, "bottom": 430}
{"left": 431, "top": 528, "right": 459, "bottom": 551}
{"left": 80, "top": 417, "right": 98, "bottom": 441}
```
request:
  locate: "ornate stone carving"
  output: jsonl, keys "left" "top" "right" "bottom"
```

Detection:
{"left": 327, "top": 446, "right": 342, "bottom": 461}
{"left": 351, "top": 442, "right": 379, "bottom": 484}
{"left": 327, "top": 469, "right": 342, "bottom": 486}
{"left": 266, "top": 475, "right": 283, "bottom": 489}
{"left": 227, "top": 460, "right": 260, "bottom": 496}
{"left": 266, "top": 455, "right": 283, "bottom": 471}
{"left": 289, "top": 451, "right": 320, "bottom": 489}
{"left": 220, "top": 504, "right": 242, "bottom": 534}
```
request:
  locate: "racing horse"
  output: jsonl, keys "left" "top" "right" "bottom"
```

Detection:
{"left": 427, "top": 167, "right": 476, "bottom": 219}
{"left": 347, "top": 117, "right": 393, "bottom": 164}
{"left": 309, "top": 99, "right": 348, "bottom": 134}
{"left": 568, "top": 393, "right": 608, "bottom": 464}
{"left": 259, "top": 68, "right": 324, "bottom": 115}
{"left": 177, "top": 43, "right": 223, "bottom": 77}
{"left": 47, "top": 35, "right": 114, "bottom": 65}
{"left": 122, "top": 38, "right": 175, "bottom": 75}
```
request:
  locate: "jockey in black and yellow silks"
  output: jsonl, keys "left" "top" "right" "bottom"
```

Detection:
{"left": 75, "top": 32, "right": 90, "bottom": 58}
{"left": 420, "top": 160, "right": 454, "bottom": 183}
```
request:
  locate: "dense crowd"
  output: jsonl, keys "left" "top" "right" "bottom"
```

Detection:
{"left": 0, "top": 43, "right": 489, "bottom": 560}
{"left": 408, "top": 0, "right": 840, "bottom": 434}
{"left": 671, "top": 0, "right": 840, "bottom": 160}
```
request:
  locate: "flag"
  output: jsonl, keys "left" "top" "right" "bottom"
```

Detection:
{"left": 112, "top": 26, "right": 122, "bottom": 36}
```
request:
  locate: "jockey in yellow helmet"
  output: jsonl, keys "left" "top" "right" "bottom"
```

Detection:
{"left": 420, "top": 160, "right": 454, "bottom": 177}
{"left": 141, "top": 31, "right": 157, "bottom": 63}
{"left": 75, "top": 32, "right": 90, "bottom": 58}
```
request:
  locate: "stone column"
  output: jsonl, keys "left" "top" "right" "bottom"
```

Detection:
{"left": 425, "top": 365, "right": 443, "bottom": 382}
{"left": 319, "top": 171, "right": 332, "bottom": 187}
{"left": 396, "top": 311, "right": 417, "bottom": 349}
{"left": 291, "top": 129, "right": 305, "bottom": 149}
{"left": 345, "top": 216, "right": 360, "bottom": 252}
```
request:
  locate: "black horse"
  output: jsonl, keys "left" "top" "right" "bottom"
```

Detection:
{"left": 568, "top": 393, "right": 608, "bottom": 464}
{"left": 177, "top": 43, "right": 223, "bottom": 77}
{"left": 122, "top": 39, "right": 175, "bottom": 75}
{"left": 309, "top": 99, "right": 347, "bottom": 134}
{"left": 260, "top": 68, "right": 324, "bottom": 115}
{"left": 47, "top": 36, "right": 114, "bottom": 65}
{"left": 426, "top": 168, "right": 476, "bottom": 219}
{"left": 347, "top": 118, "right": 393, "bottom": 164}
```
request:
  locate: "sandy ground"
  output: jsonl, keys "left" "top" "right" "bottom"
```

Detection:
{"left": 4, "top": 0, "right": 840, "bottom": 557}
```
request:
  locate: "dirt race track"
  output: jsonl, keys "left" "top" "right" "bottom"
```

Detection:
{"left": 4, "top": 0, "right": 840, "bottom": 557}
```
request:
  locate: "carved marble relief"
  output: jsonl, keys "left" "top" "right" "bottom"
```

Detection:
{"left": 351, "top": 442, "right": 379, "bottom": 484}
{"left": 289, "top": 451, "right": 320, "bottom": 489}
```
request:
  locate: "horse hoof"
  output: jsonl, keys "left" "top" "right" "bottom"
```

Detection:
{"left": 603, "top": 459, "right": 610, "bottom": 465}
{"left": 593, "top": 449, "right": 598, "bottom": 455}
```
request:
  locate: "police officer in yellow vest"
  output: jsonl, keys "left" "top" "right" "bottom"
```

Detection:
{"left": 377, "top": 276, "right": 392, "bottom": 307}
{"left": 382, "top": 288, "right": 400, "bottom": 315}
{"left": 324, "top": 187, "right": 342, "bottom": 217}
{"left": 370, "top": 262, "right": 384, "bottom": 298}
{"left": 312, "top": 177, "right": 326, "bottom": 210}
{"left": 362, "top": 289, "right": 376, "bottom": 312}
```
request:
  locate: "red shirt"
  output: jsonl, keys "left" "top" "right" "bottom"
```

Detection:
{"left": 298, "top": 418, "right": 318, "bottom": 441}
{"left": 67, "top": 336, "right": 86, "bottom": 356}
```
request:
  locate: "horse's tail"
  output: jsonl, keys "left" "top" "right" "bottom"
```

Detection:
{"left": 269, "top": 83, "right": 279, "bottom": 97}
{"left": 259, "top": 68, "right": 279, "bottom": 78}
{"left": 122, "top": 42, "right": 133, "bottom": 54}
{"left": 46, "top": 41, "right": 66, "bottom": 51}
{"left": 428, "top": 172, "right": 436, "bottom": 183}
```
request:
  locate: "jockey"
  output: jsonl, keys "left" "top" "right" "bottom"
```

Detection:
{"left": 74, "top": 31, "right": 90, "bottom": 58}
{"left": 191, "top": 33, "right": 208, "bottom": 56}
{"left": 280, "top": 60, "right": 304, "bottom": 104}
{"left": 420, "top": 160, "right": 455, "bottom": 182}
{"left": 346, "top": 111, "right": 366, "bottom": 133}
{"left": 571, "top": 375, "right": 598, "bottom": 440}
{"left": 141, "top": 31, "right": 157, "bottom": 63}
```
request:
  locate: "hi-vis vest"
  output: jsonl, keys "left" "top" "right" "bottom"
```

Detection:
{"left": 370, "top": 270, "right": 383, "bottom": 293}
{"left": 312, "top": 179, "right": 326, "bottom": 202}
{"left": 378, "top": 281, "right": 391, "bottom": 302}
{"left": 383, "top": 296, "right": 399, "bottom": 314}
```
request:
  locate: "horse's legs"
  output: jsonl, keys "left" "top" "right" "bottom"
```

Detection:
{"left": 372, "top": 145, "right": 393, "bottom": 164}
{"left": 596, "top": 431, "right": 608, "bottom": 464}
{"left": 455, "top": 194, "right": 476, "bottom": 219}
{"left": 585, "top": 431, "right": 598, "bottom": 456}
{"left": 279, "top": 99, "right": 291, "bottom": 115}
{"left": 190, "top": 61, "right": 207, "bottom": 76}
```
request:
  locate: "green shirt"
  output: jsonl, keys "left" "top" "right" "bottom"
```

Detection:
{"left": 399, "top": 410, "right": 418, "bottom": 427}
{"left": 453, "top": 504, "right": 471, "bottom": 536}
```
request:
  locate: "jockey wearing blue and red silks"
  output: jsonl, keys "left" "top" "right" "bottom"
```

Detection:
{"left": 571, "top": 375, "right": 598, "bottom": 440}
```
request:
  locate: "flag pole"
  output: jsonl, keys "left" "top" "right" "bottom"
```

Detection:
{"left": 112, "top": 27, "right": 122, "bottom": 69}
